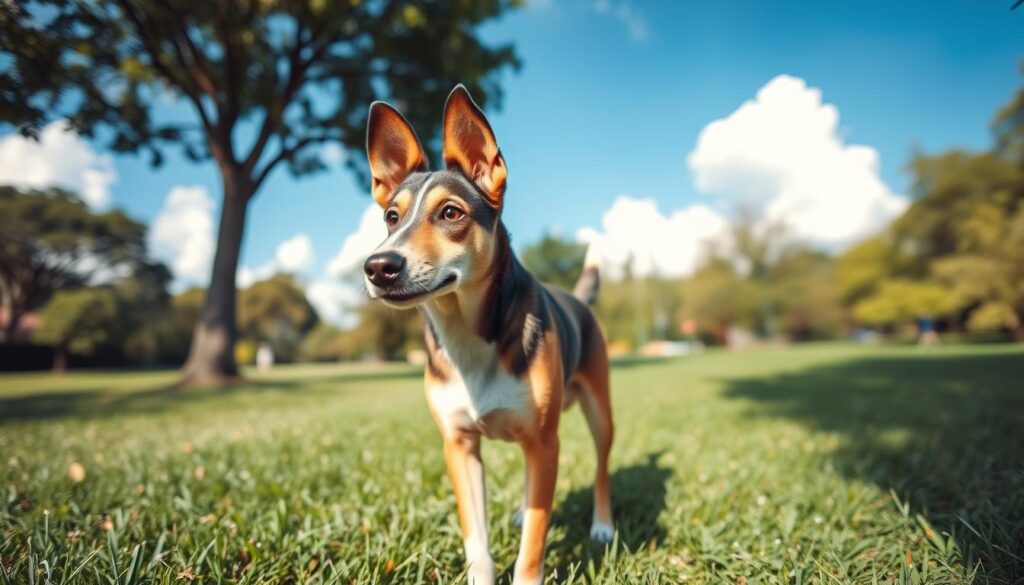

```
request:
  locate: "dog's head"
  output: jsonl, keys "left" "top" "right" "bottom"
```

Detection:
{"left": 362, "top": 85, "right": 508, "bottom": 309}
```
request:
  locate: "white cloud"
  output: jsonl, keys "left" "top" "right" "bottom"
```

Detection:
{"left": 577, "top": 196, "right": 730, "bottom": 278}
{"left": 687, "top": 74, "right": 908, "bottom": 247}
{"left": 234, "top": 217, "right": 380, "bottom": 327}
{"left": 293, "top": 203, "right": 389, "bottom": 328}
{"left": 0, "top": 120, "right": 118, "bottom": 209}
{"left": 149, "top": 186, "right": 215, "bottom": 286}
{"left": 326, "top": 203, "right": 388, "bottom": 278}
{"left": 237, "top": 232, "right": 315, "bottom": 289}
{"left": 306, "top": 278, "right": 365, "bottom": 328}
{"left": 275, "top": 233, "right": 314, "bottom": 273}
{"left": 236, "top": 264, "right": 272, "bottom": 289}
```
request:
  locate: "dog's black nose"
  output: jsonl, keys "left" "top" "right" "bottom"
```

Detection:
{"left": 364, "top": 251, "right": 405, "bottom": 288}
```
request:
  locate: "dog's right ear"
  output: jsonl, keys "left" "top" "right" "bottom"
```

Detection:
{"left": 366, "top": 102, "right": 429, "bottom": 207}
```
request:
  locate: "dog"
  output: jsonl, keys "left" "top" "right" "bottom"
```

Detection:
{"left": 362, "top": 85, "right": 614, "bottom": 585}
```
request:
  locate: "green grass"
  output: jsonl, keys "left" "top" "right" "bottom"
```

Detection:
{"left": 1, "top": 343, "right": 1022, "bottom": 584}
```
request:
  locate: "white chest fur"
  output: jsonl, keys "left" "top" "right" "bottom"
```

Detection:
{"left": 426, "top": 321, "right": 530, "bottom": 438}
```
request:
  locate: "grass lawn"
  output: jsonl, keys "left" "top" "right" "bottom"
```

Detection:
{"left": 1, "top": 343, "right": 1022, "bottom": 584}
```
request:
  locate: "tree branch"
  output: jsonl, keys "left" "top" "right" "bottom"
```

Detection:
{"left": 251, "top": 133, "right": 339, "bottom": 191}
{"left": 217, "top": 3, "right": 241, "bottom": 130}
{"left": 242, "top": 30, "right": 343, "bottom": 176}
{"left": 115, "top": 0, "right": 216, "bottom": 137}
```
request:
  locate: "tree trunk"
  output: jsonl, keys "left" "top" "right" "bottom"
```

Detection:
{"left": 1, "top": 312, "right": 19, "bottom": 343}
{"left": 52, "top": 343, "right": 67, "bottom": 374}
{"left": 0, "top": 275, "right": 20, "bottom": 342}
{"left": 179, "top": 169, "right": 253, "bottom": 387}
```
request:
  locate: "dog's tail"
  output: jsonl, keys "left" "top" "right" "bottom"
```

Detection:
{"left": 572, "top": 243, "right": 601, "bottom": 306}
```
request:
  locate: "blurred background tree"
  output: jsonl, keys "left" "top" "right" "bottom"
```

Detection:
{"left": 520, "top": 234, "right": 586, "bottom": 290}
{"left": 0, "top": 187, "right": 150, "bottom": 341}
{"left": 837, "top": 101, "right": 1024, "bottom": 339}
{"left": 116, "top": 260, "right": 176, "bottom": 365}
{"left": 298, "top": 322, "right": 348, "bottom": 362}
{"left": 0, "top": 0, "right": 521, "bottom": 385}
{"left": 237, "top": 274, "right": 319, "bottom": 363}
{"left": 339, "top": 302, "right": 423, "bottom": 361}
{"left": 33, "top": 288, "right": 122, "bottom": 372}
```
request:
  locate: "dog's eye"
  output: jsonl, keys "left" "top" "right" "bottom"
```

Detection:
{"left": 441, "top": 205, "right": 464, "bottom": 222}
{"left": 385, "top": 209, "right": 400, "bottom": 226}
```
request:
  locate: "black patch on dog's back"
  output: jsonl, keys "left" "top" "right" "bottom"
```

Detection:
{"left": 478, "top": 225, "right": 581, "bottom": 383}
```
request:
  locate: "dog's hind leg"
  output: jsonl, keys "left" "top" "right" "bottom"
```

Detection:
{"left": 575, "top": 344, "right": 615, "bottom": 543}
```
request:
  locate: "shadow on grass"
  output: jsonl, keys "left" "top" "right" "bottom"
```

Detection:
{"left": 721, "top": 350, "right": 1024, "bottom": 583}
{"left": 0, "top": 367, "right": 423, "bottom": 425}
{"left": 545, "top": 451, "right": 672, "bottom": 578}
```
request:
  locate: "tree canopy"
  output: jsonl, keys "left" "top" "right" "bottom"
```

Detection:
{"left": 520, "top": 234, "right": 586, "bottom": 291}
{"left": 238, "top": 273, "right": 319, "bottom": 362}
{"left": 33, "top": 287, "right": 122, "bottom": 371}
{"left": 0, "top": 186, "right": 150, "bottom": 340}
{"left": 1, "top": 0, "right": 521, "bottom": 384}
{"left": 837, "top": 87, "right": 1024, "bottom": 337}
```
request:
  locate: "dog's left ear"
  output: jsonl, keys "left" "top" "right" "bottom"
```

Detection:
{"left": 443, "top": 85, "right": 507, "bottom": 209}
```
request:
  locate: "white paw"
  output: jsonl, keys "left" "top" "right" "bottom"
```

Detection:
{"left": 589, "top": 520, "right": 615, "bottom": 543}
{"left": 512, "top": 508, "right": 524, "bottom": 529}
{"left": 466, "top": 557, "right": 495, "bottom": 585}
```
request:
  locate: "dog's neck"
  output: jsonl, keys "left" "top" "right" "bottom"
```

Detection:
{"left": 423, "top": 223, "right": 533, "bottom": 353}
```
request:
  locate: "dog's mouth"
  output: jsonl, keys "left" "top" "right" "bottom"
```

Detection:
{"left": 379, "top": 273, "right": 458, "bottom": 304}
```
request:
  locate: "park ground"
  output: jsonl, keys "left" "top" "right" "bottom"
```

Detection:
{"left": 1, "top": 343, "right": 1022, "bottom": 584}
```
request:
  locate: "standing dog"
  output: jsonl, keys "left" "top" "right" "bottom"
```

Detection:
{"left": 362, "top": 85, "right": 614, "bottom": 585}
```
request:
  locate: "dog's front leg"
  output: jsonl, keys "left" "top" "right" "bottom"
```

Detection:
{"left": 444, "top": 429, "right": 494, "bottom": 585}
{"left": 512, "top": 434, "right": 559, "bottom": 585}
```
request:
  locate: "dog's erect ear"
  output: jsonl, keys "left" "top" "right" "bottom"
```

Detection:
{"left": 443, "top": 85, "right": 507, "bottom": 209}
{"left": 367, "top": 102, "right": 429, "bottom": 207}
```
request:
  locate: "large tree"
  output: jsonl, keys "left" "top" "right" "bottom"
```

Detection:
{"left": 0, "top": 0, "right": 520, "bottom": 385}
{"left": 0, "top": 186, "right": 148, "bottom": 341}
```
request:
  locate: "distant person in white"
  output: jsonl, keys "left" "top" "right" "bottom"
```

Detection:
{"left": 256, "top": 342, "right": 274, "bottom": 373}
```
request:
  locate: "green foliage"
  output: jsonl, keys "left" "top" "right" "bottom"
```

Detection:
{"left": 0, "top": 0, "right": 520, "bottom": 181}
{"left": 1, "top": 344, "right": 1022, "bottom": 582}
{"left": 1, "top": 0, "right": 521, "bottom": 380}
{"left": 0, "top": 186, "right": 149, "bottom": 339}
{"left": 33, "top": 287, "right": 122, "bottom": 354}
{"left": 526, "top": 230, "right": 845, "bottom": 346}
{"left": 836, "top": 236, "right": 897, "bottom": 305}
{"left": 238, "top": 274, "right": 319, "bottom": 362}
{"left": 680, "top": 259, "right": 753, "bottom": 341}
{"left": 116, "top": 260, "right": 176, "bottom": 364}
{"left": 966, "top": 301, "right": 1020, "bottom": 332}
{"left": 993, "top": 62, "right": 1024, "bottom": 165}
{"left": 770, "top": 249, "right": 843, "bottom": 339}
{"left": 837, "top": 78, "right": 1024, "bottom": 336}
{"left": 853, "top": 280, "right": 955, "bottom": 327}
{"left": 520, "top": 234, "right": 586, "bottom": 290}
{"left": 341, "top": 301, "right": 424, "bottom": 361}
{"left": 298, "top": 322, "right": 347, "bottom": 362}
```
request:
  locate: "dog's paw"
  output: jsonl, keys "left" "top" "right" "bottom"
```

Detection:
{"left": 512, "top": 508, "right": 524, "bottom": 530}
{"left": 589, "top": 521, "right": 615, "bottom": 543}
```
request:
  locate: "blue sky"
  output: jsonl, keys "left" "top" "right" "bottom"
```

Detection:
{"left": 0, "top": 0, "right": 1020, "bottom": 320}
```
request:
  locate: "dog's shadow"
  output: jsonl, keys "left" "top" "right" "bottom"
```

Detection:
{"left": 544, "top": 451, "right": 672, "bottom": 580}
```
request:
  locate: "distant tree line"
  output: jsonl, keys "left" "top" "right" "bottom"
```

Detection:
{"left": 3, "top": 70, "right": 1023, "bottom": 370}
